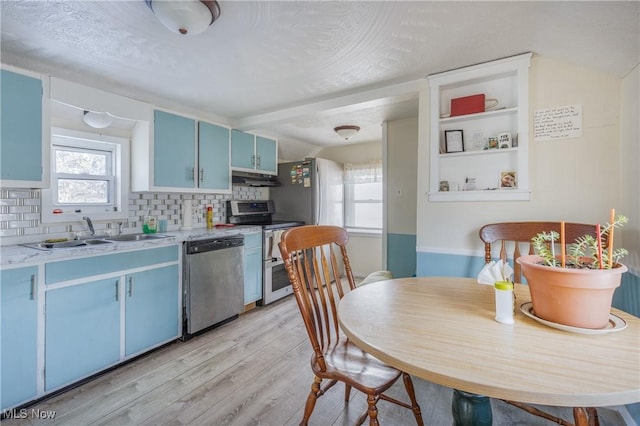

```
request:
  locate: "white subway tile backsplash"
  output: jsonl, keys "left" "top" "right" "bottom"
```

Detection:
{"left": 0, "top": 185, "right": 265, "bottom": 245}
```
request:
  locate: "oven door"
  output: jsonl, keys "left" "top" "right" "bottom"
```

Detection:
{"left": 262, "top": 259, "right": 293, "bottom": 305}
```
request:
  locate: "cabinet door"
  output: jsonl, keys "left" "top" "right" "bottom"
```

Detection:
{"left": 198, "top": 121, "right": 230, "bottom": 191}
{"left": 243, "top": 232, "right": 263, "bottom": 304}
{"left": 255, "top": 136, "right": 277, "bottom": 174}
{"left": 0, "top": 70, "right": 43, "bottom": 183}
{"left": 125, "top": 265, "right": 179, "bottom": 356}
{"left": 244, "top": 247, "right": 263, "bottom": 304}
{"left": 45, "top": 278, "right": 120, "bottom": 391}
{"left": 153, "top": 110, "right": 196, "bottom": 188}
{"left": 1, "top": 267, "right": 38, "bottom": 409}
{"left": 231, "top": 129, "right": 255, "bottom": 169}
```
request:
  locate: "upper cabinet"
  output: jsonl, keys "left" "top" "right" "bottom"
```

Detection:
{"left": 132, "top": 109, "right": 231, "bottom": 193}
{"left": 153, "top": 110, "right": 196, "bottom": 189}
{"left": 0, "top": 68, "right": 49, "bottom": 188}
{"left": 231, "top": 129, "right": 277, "bottom": 175}
{"left": 198, "top": 121, "right": 232, "bottom": 190}
{"left": 427, "top": 53, "right": 531, "bottom": 202}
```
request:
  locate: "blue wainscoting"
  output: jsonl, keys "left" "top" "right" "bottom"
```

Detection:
{"left": 416, "top": 250, "right": 640, "bottom": 423}
{"left": 387, "top": 233, "right": 417, "bottom": 278}
{"left": 416, "top": 251, "right": 486, "bottom": 279}
{"left": 613, "top": 271, "right": 640, "bottom": 318}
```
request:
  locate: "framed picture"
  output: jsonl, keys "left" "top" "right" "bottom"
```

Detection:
{"left": 500, "top": 170, "right": 517, "bottom": 189}
{"left": 444, "top": 130, "right": 464, "bottom": 153}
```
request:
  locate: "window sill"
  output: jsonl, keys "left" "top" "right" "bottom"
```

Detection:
{"left": 346, "top": 228, "right": 382, "bottom": 237}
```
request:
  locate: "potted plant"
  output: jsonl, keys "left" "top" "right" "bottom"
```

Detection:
{"left": 516, "top": 213, "right": 628, "bottom": 329}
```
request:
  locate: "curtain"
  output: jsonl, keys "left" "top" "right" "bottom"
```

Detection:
{"left": 343, "top": 160, "right": 382, "bottom": 184}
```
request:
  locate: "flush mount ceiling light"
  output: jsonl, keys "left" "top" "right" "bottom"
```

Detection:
{"left": 334, "top": 125, "right": 360, "bottom": 141}
{"left": 83, "top": 110, "right": 113, "bottom": 129}
{"left": 145, "top": 0, "right": 221, "bottom": 36}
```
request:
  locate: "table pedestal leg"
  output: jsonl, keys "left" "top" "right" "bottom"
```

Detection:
{"left": 452, "top": 389, "right": 493, "bottom": 426}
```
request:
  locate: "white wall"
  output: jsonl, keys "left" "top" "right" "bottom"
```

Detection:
{"left": 620, "top": 65, "right": 639, "bottom": 275}
{"left": 417, "top": 55, "right": 630, "bottom": 256}
{"left": 317, "top": 141, "right": 383, "bottom": 276}
{"left": 386, "top": 117, "right": 418, "bottom": 236}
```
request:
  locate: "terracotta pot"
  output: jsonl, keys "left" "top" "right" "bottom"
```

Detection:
{"left": 516, "top": 255, "right": 627, "bottom": 329}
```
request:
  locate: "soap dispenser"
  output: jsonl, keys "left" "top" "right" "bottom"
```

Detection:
{"left": 143, "top": 211, "right": 157, "bottom": 234}
{"left": 206, "top": 206, "right": 214, "bottom": 230}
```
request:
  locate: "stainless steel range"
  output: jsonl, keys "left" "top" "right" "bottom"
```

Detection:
{"left": 226, "top": 200, "right": 304, "bottom": 305}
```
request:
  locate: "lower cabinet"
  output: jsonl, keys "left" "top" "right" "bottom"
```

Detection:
{"left": 125, "top": 265, "right": 179, "bottom": 356}
{"left": 1, "top": 266, "right": 38, "bottom": 409}
{"left": 44, "top": 245, "right": 180, "bottom": 392}
{"left": 243, "top": 232, "right": 263, "bottom": 304}
{"left": 45, "top": 278, "right": 121, "bottom": 391}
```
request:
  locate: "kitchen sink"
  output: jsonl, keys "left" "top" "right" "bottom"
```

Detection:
{"left": 22, "top": 238, "right": 113, "bottom": 250}
{"left": 22, "top": 233, "right": 171, "bottom": 251}
{"left": 84, "top": 239, "right": 113, "bottom": 245}
{"left": 105, "top": 233, "right": 170, "bottom": 242}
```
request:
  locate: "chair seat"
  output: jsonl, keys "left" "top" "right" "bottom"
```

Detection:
{"left": 313, "top": 339, "right": 402, "bottom": 393}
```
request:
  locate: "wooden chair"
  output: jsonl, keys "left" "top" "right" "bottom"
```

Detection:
{"left": 479, "top": 221, "right": 603, "bottom": 426}
{"left": 279, "top": 225, "right": 424, "bottom": 426}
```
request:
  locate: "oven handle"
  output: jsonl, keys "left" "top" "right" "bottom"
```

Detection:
{"left": 265, "top": 258, "right": 284, "bottom": 268}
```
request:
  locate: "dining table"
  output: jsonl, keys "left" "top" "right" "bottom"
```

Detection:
{"left": 337, "top": 277, "right": 640, "bottom": 426}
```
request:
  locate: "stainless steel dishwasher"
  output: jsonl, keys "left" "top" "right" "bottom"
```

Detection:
{"left": 183, "top": 235, "right": 244, "bottom": 339}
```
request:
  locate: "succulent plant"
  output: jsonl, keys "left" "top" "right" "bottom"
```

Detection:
{"left": 532, "top": 215, "right": 628, "bottom": 269}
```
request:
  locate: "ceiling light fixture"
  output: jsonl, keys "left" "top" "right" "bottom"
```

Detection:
{"left": 83, "top": 110, "right": 113, "bottom": 129}
{"left": 145, "top": 0, "right": 221, "bottom": 36}
{"left": 334, "top": 125, "right": 360, "bottom": 140}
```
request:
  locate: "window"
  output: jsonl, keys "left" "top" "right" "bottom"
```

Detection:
{"left": 42, "top": 128, "right": 129, "bottom": 223}
{"left": 344, "top": 161, "right": 383, "bottom": 233}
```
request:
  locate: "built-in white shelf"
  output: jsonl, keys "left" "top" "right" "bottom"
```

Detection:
{"left": 427, "top": 53, "right": 532, "bottom": 202}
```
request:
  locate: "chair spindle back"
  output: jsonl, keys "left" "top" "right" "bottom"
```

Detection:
{"left": 279, "top": 225, "right": 356, "bottom": 372}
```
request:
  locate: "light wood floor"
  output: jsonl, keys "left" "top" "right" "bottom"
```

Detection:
{"left": 5, "top": 294, "right": 627, "bottom": 426}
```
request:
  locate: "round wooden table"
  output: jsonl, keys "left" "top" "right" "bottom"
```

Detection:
{"left": 338, "top": 277, "right": 640, "bottom": 424}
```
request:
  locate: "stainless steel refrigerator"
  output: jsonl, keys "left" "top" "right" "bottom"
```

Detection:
{"left": 271, "top": 158, "right": 344, "bottom": 226}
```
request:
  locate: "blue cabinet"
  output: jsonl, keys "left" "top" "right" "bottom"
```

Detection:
{"left": 44, "top": 245, "right": 180, "bottom": 392}
{"left": 153, "top": 110, "right": 196, "bottom": 188}
{"left": 255, "top": 136, "right": 277, "bottom": 174}
{"left": 0, "top": 69, "right": 44, "bottom": 185}
{"left": 231, "top": 130, "right": 278, "bottom": 175}
{"left": 45, "top": 277, "right": 120, "bottom": 391}
{"left": 1, "top": 266, "right": 38, "bottom": 409}
{"left": 243, "top": 232, "right": 263, "bottom": 304}
{"left": 150, "top": 110, "right": 231, "bottom": 192}
{"left": 198, "top": 121, "right": 231, "bottom": 191}
{"left": 231, "top": 129, "right": 256, "bottom": 170}
{"left": 125, "top": 265, "right": 179, "bottom": 356}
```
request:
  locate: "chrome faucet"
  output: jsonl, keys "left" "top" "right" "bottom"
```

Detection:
{"left": 83, "top": 216, "right": 95, "bottom": 236}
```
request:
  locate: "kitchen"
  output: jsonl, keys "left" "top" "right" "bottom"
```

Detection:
{"left": 1, "top": 1, "right": 639, "bottom": 423}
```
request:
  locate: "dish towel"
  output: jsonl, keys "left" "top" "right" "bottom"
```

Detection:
{"left": 271, "top": 230, "right": 285, "bottom": 260}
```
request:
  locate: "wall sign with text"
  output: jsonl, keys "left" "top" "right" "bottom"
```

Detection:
{"left": 534, "top": 104, "right": 582, "bottom": 141}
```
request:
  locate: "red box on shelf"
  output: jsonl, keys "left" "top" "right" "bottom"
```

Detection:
{"left": 450, "top": 94, "right": 485, "bottom": 117}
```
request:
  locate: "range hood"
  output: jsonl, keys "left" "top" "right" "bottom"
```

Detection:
{"left": 231, "top": 171, "right": 280, "bottom": 187}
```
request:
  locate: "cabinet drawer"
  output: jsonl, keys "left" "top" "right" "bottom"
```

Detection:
{"left": 45, "top": 245, "right": 179, "bottom": 284}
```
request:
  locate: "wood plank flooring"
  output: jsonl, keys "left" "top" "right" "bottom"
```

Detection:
{"left": 4, "top": 294, "right": 628, "bottom": 426}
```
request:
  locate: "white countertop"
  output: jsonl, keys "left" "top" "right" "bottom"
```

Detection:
{"left": 0, "top": 225, "right": 262, "bottom": 267}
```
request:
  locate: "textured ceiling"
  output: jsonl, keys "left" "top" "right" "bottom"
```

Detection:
{"left": 1, "top": 1, "right": 638, "bottom": 156}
